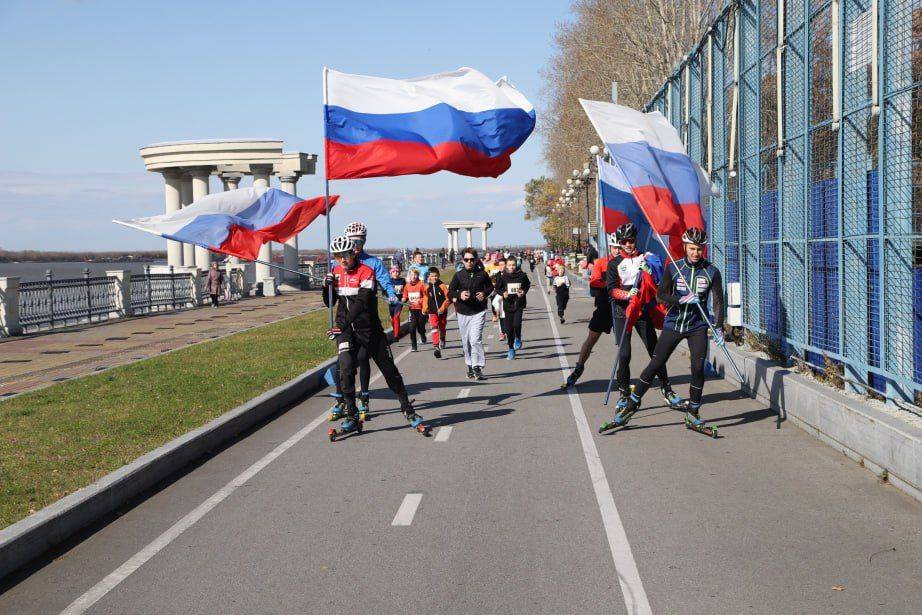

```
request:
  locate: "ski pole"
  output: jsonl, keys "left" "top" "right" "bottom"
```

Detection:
{"left": 603, "top": 302, "right": 630, "bottom": 406}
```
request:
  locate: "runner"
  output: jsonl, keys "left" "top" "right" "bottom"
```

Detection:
{"left": 561, "top": 235, "right": 618, "bottom": 388}
{"left": 388, "top": 265, "right": 406, "bottom": 340}
{"left": 545, "top": 260, "right": 555, "bottom": 293}
{"left": 425, "top": 267, "right": 450, "bottom": 359}
{"left": 402, "top": 268, "right": 427, "bottom": 352}
{"left": 323, "top": 236, "right": 428, "bottom": 440}
{"left": 604, "top": 223, "right": 681, "bottom": 411}
{"left": 494, "top": 256, "right": 531, "bottom": 360}
{"left": 408, "top": 249, "right": 430, "bottom": 282}
{"left": 552, "top": 263, "right": 570, "bottom": 323}
{"left": 604, "top": 227, "right": 725, "bottom": 436}
{"left": 448, "top": 247, "right": 493, "bottom": 380}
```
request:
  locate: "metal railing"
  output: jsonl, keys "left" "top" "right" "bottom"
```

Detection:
{"left": 19, "top": 269, "right": 118, "bottom": 331}
{"left": 644, "top": 0, "right": 921, "bottom": 403}
{"left": 129, "top": 266, "right": 196, "bottom": 315}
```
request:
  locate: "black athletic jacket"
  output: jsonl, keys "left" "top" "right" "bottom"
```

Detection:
{"left": 494, "top": 268, "right": 531, "bottom": 313}
{"left": 448, "top": 265, "right": 494, "bottom": 315}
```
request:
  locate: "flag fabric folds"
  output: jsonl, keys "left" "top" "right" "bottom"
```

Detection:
{"left": 114, "top": 188, "right": 338, "bottom": 261}
{"left": 580, "top": 99, "right": 708, "bottom": 253}
{"left": 623, "top": 253, "right": 666, "bottom": 331}
{"left": 598, "top": 158, "right": 668, "bottom": 261}
{"left": 324, "top": 67, "right": 536, "bottom": 179}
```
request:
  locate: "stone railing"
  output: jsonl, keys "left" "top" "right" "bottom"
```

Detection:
{"left": 0, "top": 265, "right": 244, "bottom": 336}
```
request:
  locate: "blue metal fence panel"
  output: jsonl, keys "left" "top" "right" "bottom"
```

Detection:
{"left": 642, "top": 0, "right": 921, "bottom": 401}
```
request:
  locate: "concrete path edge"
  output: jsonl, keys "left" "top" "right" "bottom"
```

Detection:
{"left": 707, "top": 340, "right": 922, "bottom": 503}
{"left": 0, "top": 323, "right": 406, "bottom": 581}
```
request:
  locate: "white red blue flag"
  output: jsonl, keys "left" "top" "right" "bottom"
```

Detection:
{"left": 580, "top": 99, "right": 709, "bottom": 256}
{"left": 324, "top": 67, "right": 535, "bottom": 179}
{"left": 114, "top": 188, "right": 338, "bottom": 261}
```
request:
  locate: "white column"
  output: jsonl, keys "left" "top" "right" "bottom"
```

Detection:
{"left": 452, "top": 229, "right": 459, "bottom": 253}
{"left": 251, "top": 165, "right": 274, "bottom": 289}
{"left": 278, "top": 173, "right": 300, "bottom": 283}
{"left": 220, "top": 173, "right": 242, "bottom": 191}
{"left": 465, "top": 227, "right": 473, "bottom": 248}
{"left": 106, "top": 270, "right": 131, "bottom": 317}
{"left": 162, "top": 170, "right": 183, "bottom": 267}
{"left": 0, "top": 276, "right": 23, "bottom": 336}
{"left": 481, "top": 226, "right": 488, "bottom": 252}
{"left": 180, "top": 173, "right": 194, "bottom": 267}
{"left": 190, "top": 168, "right": 212, "bottom": 269}
{"left": 446, "top": 230, "right": 452, "bottom": 252}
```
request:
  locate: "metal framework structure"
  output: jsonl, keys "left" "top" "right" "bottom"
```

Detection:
{"left": 645, "top": 0, "right": 921, "bottom": 403}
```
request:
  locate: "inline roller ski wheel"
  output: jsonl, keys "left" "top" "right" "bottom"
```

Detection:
{"left": 598, "top": 409, "right": 637, "bottom": 433}
{"left": 684, "top": 413, "right": 718, "bottom": 439}
{"left": 661, "top": 387, "right": 684, "bottom": 409}
{"left": 406, "top": 413, "right": 431, "bottom": 436}
{"left": 328, "top": 418, "right": 363, "bottom": 442}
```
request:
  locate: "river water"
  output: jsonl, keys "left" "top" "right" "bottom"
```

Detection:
{"left": 0, "top": 261, "right": 165, "bottom": 282}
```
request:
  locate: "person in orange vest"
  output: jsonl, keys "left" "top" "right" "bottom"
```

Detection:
{"left": 425, "top": 267, "right": 450, "bottom": 359}
{"left": 402, "top": 268, "right": 427, "bottom": 352}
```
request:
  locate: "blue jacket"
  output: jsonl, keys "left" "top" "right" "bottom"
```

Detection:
{"left": 409, "top": 262, "right": 430, "bottom": 282}
{"left": 659, "top": 258, "right": 725, "bottom": 333}
{"left": 358, "top": 251, "right": 396, "bottom": 299}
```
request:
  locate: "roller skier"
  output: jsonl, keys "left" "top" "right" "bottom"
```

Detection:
{"left": 601, "top": 227, "right": 725, "bottom": 437}
{"left": 323, "top": 236, "right": 429, "bottom": 441}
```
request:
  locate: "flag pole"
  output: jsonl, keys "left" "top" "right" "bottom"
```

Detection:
{"left": 322, "top": 66, "right": 334, "bottom": 328}
{"left": 619, "top": 168, "right": 747, "bottom": 387}
{"left": 603, "top": 302, "right": 631, "bottom": 406}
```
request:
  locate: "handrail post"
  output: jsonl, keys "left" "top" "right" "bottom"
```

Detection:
{"left": 169, "top": 265, "right": 176, "bottom": 309}
{"left": 46, "top": 269, "right": 54, "bottom": 329}
{"left": 83, "top": 267, "right": 91, "bottom": 323}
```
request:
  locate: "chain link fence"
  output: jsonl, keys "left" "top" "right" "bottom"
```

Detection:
{"left": 645, "top": 0, "right": 921, "bottom": 404}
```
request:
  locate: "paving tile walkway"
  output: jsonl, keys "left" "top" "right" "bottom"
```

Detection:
{"left": 0, "top": 291, "right": 323, "bottom": 398}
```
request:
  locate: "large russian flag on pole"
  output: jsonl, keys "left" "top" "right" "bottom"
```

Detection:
{"left": 114, "top": 188, "right": 338, "bottom": 261}
{"left": 580, "top": 99, "right": 708, "bottom": 247}
{"left": 324, "top": 67, "right": 536, "bottom": 179}
{"left": 598, "top": 158, "right": 668, "bottom": 261}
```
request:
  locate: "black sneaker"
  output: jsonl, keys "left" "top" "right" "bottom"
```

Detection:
{"left": 411, "top": 344, "right": 418, "bottom": 352}
{"left": 473, "top": 366, "right": 486, "bottom": 381}
{"left": 439, "top": 340, "right": 446, "bottom": 350}
{"left": 434, "top": 348, "right": 442, "bottom": 359}
{"left": 466, "top": 366, "right": 475, "bottom": 380}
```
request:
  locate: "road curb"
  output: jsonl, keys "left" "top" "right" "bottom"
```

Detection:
{"left": 0, "top": 322, "right": 405, "bottom": 581}
{"left": 707, "top": 340, "right": 922, "bottom": 503}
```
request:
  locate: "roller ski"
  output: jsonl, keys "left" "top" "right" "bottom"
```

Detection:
{"left": 683, "top": 402, "right": 718, "bottom": 439}
{"left": 562, "top": 362, "right": 584, "bottom": 389}
{"left": 661, "top": 386, "right": 684, "bottom": 410}
{"left": 599, "top": 394, "right": 639, "bottom": 433}
{"left": 358, "top": 394, "right": 371, "bottom": 421}
{"left": 328, "top": 411, "right": 363, "bottom": 442}
{"left": 403, "top": 403, "right": 431, "bottom": 436}
{"left": 328, "top": 398, "right": 347, "bottom": 421}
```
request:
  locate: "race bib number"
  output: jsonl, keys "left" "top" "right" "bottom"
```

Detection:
{"left": 408, "top": 292, "right": 420, "bottom": 301}
{"left": 507, "top": 282, "right": 521, "bottom": 294}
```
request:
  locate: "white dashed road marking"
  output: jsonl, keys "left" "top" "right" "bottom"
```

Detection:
{"left": 456, "top": 388, "right": 470, "bottom": 399}
{"left": 391, "top": 493, "right": 423, "bottom": 526}
{"left": 433, "top": 427, "right": 453, "bottom": 442}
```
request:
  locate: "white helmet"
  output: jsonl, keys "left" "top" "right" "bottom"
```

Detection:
{"left": 607, "top": 233, "right": 619, "bottom": 247}
{"left": 344, "top": 221, "right": 367, "bottom": 238}
{"left": 330, "top": 235, "right": 356, "bottom": 255}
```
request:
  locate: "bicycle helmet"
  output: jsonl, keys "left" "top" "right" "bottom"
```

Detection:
{"left": 615, "top": 223, "right": 638, "bottom": 242}
{"left": 681, "top": 227, "right": 708, "bottom": 245}
{"left": 330, "top": 235, "right": 356, "bottom": 255}
{"left": 343, "top": 221, "right": 367, "bottom": 238}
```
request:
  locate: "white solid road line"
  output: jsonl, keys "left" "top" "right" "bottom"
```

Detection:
{"left": 391, "top": 493, "right": 423, "bottom": 526}
{"left": 536, "top": 274, "right": 653, "bottom": 615}
{"left": 433, "top": 426, "right": 453, "bottom": 442}
{"left": 61, "top": 347, "right": 413, "bottom": 615}
{"left": 456, "top": 388, "right": 470, "bottom": 399}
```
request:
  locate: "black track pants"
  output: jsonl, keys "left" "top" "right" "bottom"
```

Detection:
{"left": 633, "top": 327, "right": 708, "bottom": 404}
{"left": 408, "top": 310, "right": 426, "bottom": 345}
{"left": 503, "top": 308, "right": 524, "bottom": 349}
{"left": 338, "top": 332, "right": 409, "bottom": 410}
{"left": 613, "top": 316, "right": 670, "bottom": 394}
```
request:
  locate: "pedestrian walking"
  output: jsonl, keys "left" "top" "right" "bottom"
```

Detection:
{"left": 448, "top": 248, "right": 493, "bottom": 380}
{"left": 493, "top": 256, "right": 530, "bottom": 359}
{"left": 389, "top": 265, "right": 406, "bottom": 339}
{"left": 206, "top": 262, "right": 224, "bottom": 308}
{"left": 553, "top": 263, "right": 570, "bottom": 323}
{"left": 425, "top": 267, "right": 450, "bottom": 358}
{"left": 402, "top": 268, "right": 427, "bottom": 352}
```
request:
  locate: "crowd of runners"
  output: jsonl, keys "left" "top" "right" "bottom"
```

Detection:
{"left": 321, "top": 219, "right": 725, "bottom": 440}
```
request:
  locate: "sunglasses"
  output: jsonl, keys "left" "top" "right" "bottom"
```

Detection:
{"left": 463, "top": 257, "right": 475, "bottom": 262}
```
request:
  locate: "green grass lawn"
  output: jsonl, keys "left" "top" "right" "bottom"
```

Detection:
{"left": 0, "top": 268, "right": 456, "bottom": 530}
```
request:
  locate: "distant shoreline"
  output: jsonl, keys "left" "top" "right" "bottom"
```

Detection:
{"left": 0, "top": 250, "right": 167, "bottom": 264}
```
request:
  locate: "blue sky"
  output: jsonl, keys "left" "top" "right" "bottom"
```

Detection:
{"left": 0, "top": 0, "right": 570, "bottom": 252}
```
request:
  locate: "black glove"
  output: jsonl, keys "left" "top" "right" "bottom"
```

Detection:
{"left": 323, "top": 273, "right": 335, "bottom": 287}
{"left": 327, "top": 326, "right": 342, "bottom": 340}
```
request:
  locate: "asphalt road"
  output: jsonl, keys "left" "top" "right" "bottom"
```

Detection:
{"left": 1, "top": 270, "right": 920, "bottom": 614}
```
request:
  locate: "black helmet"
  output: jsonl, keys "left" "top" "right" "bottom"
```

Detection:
{"left": 615, "top": 223, "right": 638, "bottom": 242}
{"left": 681, "top": 227, "right": 708, "bottom": 245}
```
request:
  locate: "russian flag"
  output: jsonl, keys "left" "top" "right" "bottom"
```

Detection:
{"left": 324, "top": 67, "right": 536, "bottom": 179}
{"left": 114, "top": 188, "right": 338, "bottom": 261}
{"left": 598, "top": 158, "right": 668, "bottom": 261}
{"left": 580, "top": 99, "right": 708, "bottom": 245}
